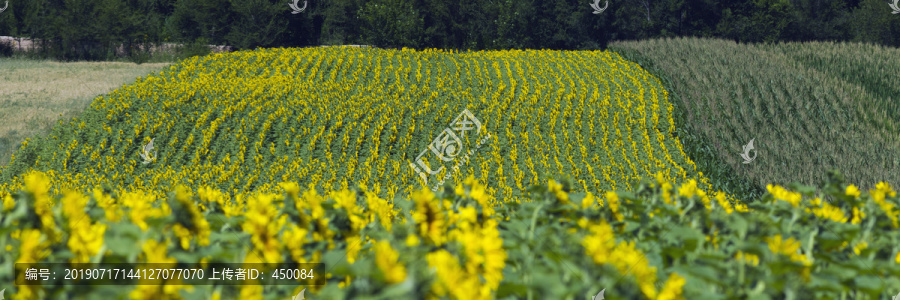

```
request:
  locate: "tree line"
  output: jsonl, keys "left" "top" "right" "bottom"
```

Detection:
{"left": 0, "top": 0, "right": 898, "bottom": 61}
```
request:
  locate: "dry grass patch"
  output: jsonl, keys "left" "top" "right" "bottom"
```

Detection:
{"left": 0, "top": 58, "right": 170, "bottom": 166}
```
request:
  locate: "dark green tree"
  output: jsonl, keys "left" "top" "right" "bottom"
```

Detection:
{"left": 358, "top": 0, "right": 425, "bottom": 48}
{"left": 225, "top": 0, "right": 289, "bottom": 50}
{"left": 494, "top": 0, "right": 537, "bottom": 49}
{"left": 170, "top": 0, "right": 234, "bottom": 45}
{"left": 781, "top": 0, "right": 852, "bottom": 41}
{"left": 319, "top": 0, "right": 364, "bottom": 45}
{"left": 717, "top": 0, "right": 792, "bottom": 43}
{"left": 16, "top": 0, "right": 150, "bottom": 60}
{"left": 851, "top": 0, "right": 900, "bottom": 46}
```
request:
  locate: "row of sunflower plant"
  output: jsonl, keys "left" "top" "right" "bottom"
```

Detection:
{"left": 1, "top": 170, "right": 899, "bottom": 299}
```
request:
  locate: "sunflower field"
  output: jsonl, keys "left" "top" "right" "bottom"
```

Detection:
{"left": 0, "top": 47, "right": 711, "bottom": 199}
{"left": 1, "top": 46, "right": 900, "bottom": 299}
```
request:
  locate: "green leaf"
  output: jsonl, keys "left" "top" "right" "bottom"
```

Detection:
{"left": 104, "top": 223, "right": 143, "bottom": 258}
{"left": 852, "top": 275, "right": 884, "bottom": 294}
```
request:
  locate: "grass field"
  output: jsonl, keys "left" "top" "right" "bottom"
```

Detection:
{"left": 1, "top": 43, "right": 899, "bottom": 299}
{"left": 0, "top": 58, "right": 170, "bottom": 167}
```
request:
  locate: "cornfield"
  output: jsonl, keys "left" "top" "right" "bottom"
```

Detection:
{"left": 611, "top": 37, "right": 900, "bottom": 198}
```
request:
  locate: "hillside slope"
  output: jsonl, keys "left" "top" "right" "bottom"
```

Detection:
{"left": 0, "top": 47, "right": 712, "bottom": 201}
